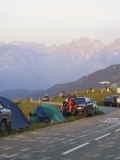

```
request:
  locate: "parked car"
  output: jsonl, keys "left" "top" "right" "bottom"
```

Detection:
{"left": 61, "top": 97, "right": 96, "bottom": 116}
{"left": 103, "top": 95, "right": 120, "bottom": 107}
{"left": 41, "top": 96, "right": 50, "bottom": 102}
{"left": 0, "top": 104, "right": 12, "bottom": 132}
{"left": 73, "top": 97, "right": 96, "bottom": 115}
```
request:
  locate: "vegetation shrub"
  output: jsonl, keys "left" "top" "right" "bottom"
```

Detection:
{"left": 18, "top": 100, "right": 41, "bottom": 119}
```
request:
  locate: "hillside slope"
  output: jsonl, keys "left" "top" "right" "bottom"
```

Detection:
{"left": 1, "top": 64, "right": 120, "bottom": 99}
{"left": 45, "top": 64, "right": 120, "bottom": 96}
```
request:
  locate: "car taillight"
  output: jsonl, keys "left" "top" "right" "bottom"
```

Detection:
{"left": 117, "top": 99, "right": 120, "bottom": 103}
{"left": 77, "top": 107, "right": 83, "bottom": 110}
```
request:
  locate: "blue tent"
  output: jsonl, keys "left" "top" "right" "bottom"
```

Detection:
{"left": 0, "top": 97, "right": 29, "bottom": 130}
{"left": 30, "top": 104, "right": 65, "bottom": 123}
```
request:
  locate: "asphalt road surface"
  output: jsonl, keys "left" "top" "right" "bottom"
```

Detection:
{"left": 1, "top": 107, "right": 120, "bottom": 160}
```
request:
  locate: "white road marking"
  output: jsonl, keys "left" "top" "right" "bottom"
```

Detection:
{"left": 62, "top": 142, "right": 89, "bottom": 155}
{"left": 103, "top": 118, "right": 120, "bottom": 124}
{"left": 95, "top": 133, "right": 111, "bottom": 141}
{"left": 115, "top": 128, "right": 120, "bottom": 132}
{"left": 1, "top": 153, "right": 18, "bottom": 158}
{"left": 106, "top": 123, "right": 120, "bottom": 130}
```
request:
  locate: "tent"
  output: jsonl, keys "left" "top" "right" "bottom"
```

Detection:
{"left": 30, "top": 104, "right": 65, "bottom": 123}
{"left": 30, "top": 107, "right": 50, "bottom": 123}
{"left": 0, "top": 97, "right": 29, "bottom": 130}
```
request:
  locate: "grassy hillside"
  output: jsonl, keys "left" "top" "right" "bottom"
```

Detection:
{"left": 51, "top": 89, "right": 117, "bottom": 105}
{"left": 45, "top": 64, "right": 120, "bottom": 97}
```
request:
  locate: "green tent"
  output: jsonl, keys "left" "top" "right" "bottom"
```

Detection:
{"left": 29, "top": 108, "right": 41, "bottom": 123}
{"left": 30, "top": 104, "right": 65, "bottom": 123}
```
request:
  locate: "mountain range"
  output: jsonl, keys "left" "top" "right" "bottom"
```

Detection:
{"left": 0, "top": 38, "right": 120, "bottom": 98}
{"left": 1, "top": 64, "right": 120, "bottom": 99}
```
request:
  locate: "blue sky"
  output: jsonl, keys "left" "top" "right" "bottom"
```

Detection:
{"left": 0, "top": 0, "right": 120, "bottom": 44}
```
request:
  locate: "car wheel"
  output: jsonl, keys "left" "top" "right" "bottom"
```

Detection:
{"left": 72, "top": 109, "right": 78, "bottom": 116}
{"left": 0, "top": 120, "right": 9, "bottom": 133}
{"left": 84, "top": 110, "right": 89, "bottom": 117}
{"left": 88, "top": 108, "right": 94, "bottom": 116}
{"left": 94, "top": 107, "right": 97, "bottom": 114}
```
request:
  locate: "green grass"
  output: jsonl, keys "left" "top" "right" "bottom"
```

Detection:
{"left": 18, "top": 100, "right": 41, "bottom": 119}
{"left": 50, "top": 97, "right": 64, "bottom": 103}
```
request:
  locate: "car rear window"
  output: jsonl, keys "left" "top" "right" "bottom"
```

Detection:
{"left": 74, "top": 98, "right": 86, "bottom": 104}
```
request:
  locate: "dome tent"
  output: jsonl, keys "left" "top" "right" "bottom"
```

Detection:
{"left": 0, "top": 97, "right": 29, "bottom": 130}
{"left": 30, "top": 106, "right": 50, "bottom": 123}
{"left": 30, "top": 104, "right": 65, "bottom": 123}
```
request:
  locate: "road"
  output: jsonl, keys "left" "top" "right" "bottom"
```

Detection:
{"left": 1, "top": 107, "right": 120, "bottom": 160}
